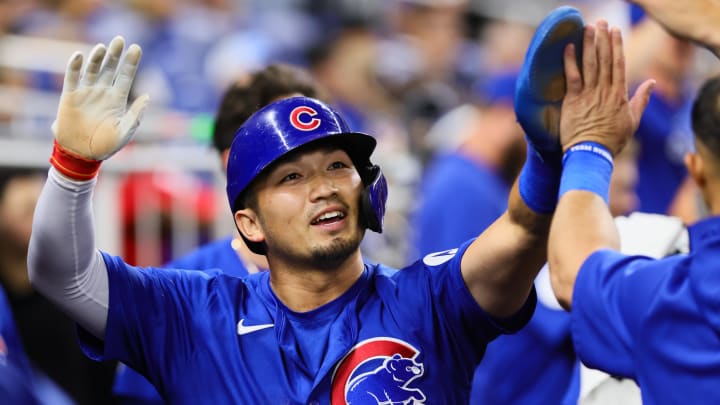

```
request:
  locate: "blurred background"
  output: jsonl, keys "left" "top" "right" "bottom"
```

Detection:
{"left": 1, "top": 1, "right": 719, "bottom": 403}
{"left": 1, "top": 0, "right": 717, "bottom": 268}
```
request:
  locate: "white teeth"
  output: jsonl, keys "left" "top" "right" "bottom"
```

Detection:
{"left": 314, "top": 211, "right": 344, "bottom": 224}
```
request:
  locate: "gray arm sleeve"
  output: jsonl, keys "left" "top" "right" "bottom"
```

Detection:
{"left": 27, "top": 167, "right": 108, "bottom": 339}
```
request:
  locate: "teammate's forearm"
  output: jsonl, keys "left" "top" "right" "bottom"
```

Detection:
{"left": 548, "top": 191, "right": 619, "bottom": 309}
{"left": 548, "top": 142, "right": 619, "bottom": 309}
{"left": 28, "top": 167, "right": 109, "bottom": 338}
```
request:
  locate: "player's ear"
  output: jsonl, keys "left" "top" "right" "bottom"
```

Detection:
{"left": 234, "top": 208, "right": 265, "bottom": 245}
{"left": 684, "top": 151, "right": 705, "bottom": 188}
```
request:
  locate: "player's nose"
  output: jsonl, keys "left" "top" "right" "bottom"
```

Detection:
{"left": 308, "top": 173, "right": 339, "bottom": 201}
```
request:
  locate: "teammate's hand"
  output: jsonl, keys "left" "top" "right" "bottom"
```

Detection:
{"left": 558, "top": 20, "right": 654, "bottom": 156}
{"left": 627, "top": 0, "right": 720, "bottom": 58}
{"left": 53, "top": 36, "right": 149, "bottom": 160}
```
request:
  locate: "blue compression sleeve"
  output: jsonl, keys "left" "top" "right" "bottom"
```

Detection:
{"left": 518, "top": 143, "right": 561, "bottom": 214}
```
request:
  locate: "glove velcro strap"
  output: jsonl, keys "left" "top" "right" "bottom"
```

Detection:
{"left": 50, "top": 140, "right": 102, "bottom": 180}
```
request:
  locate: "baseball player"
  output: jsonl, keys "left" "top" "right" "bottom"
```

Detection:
{"left": 547, "top": 14, "right": 720, "bottom": 404}
{"left": 26, "top": 7, "right": 647, "bottom": 401}
{"left": 112, "top": 63, "right": 319, "bottom": 404}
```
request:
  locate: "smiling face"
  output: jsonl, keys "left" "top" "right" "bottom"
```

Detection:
{"left": 234, "top": 142, "right": 366, "bottom": 268}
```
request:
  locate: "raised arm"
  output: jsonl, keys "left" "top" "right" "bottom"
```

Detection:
{"left": 459, "top": 7, "right": 582, "bottom": 317}
{"left": 626, "top": 0, "right": 720, "bottom": 57}
{"left": 548, "top": 21, "right": 654, "bottom": 309}
{"left": 27, "top": 37, "right": 148, "bottom": 339}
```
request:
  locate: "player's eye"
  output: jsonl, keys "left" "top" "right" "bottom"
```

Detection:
{"left": 328, "top": 161, "right": 348, "bottom": 170}
{"left": 280, "top": 172, "right": 301, "bottom": 182}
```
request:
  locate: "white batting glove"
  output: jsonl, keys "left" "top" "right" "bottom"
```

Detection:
{"left": 53, "top": 35, "right": 149, "bottom": 161}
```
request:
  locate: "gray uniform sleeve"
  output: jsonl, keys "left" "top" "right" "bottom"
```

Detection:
{"left": 27, "top": 167, "right": 108, "bottom": 339}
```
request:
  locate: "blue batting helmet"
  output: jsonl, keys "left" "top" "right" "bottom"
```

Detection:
{"left": 226, "top": 96, "right": 388, "bottom": 254}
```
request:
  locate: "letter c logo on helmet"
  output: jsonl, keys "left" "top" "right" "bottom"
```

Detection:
{"left": 289, "top": 106, "right": 321, "bottom": 131}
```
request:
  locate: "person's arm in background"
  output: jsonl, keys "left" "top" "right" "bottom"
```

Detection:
{"left": 627, "top": 0, "right": 720, "bottom": 58}
{"left": 27, "top": 36, "right": 148, "bottom": 339}
{"left": 548, "top": 21, "right": 654, "bottom": 308}
{"left": 623, "top": 18, "right": 670, "bottom": 86}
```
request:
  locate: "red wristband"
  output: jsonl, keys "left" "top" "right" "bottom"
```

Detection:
{"left": 49, "top": 140, "right": 102, "bottom": 180}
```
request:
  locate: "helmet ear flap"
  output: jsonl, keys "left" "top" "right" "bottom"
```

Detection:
{"left": 361, "top": 165, "right": 388, "bottom": 233}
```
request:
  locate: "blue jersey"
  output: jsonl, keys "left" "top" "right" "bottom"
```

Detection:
{"left": 113, "top": 236, "right": 252, "bottom": 403}
{"left": 83, "top": 241, "right": 535, "bottom": 404}
{"left": 571, "top": 216, "right": 720, "bottom": 404}
{"left": 634, "top": 92, "right": 693, "bottom": 214}
{"left": 470, "top": 298, "right": 579, "bottom": 404}
{"left": 410, "top": 153, "right": 509, "bottom": 259}
{"left": 0, "top": 286, "right": 41, "bottom": 404}
{"left": 409, "top": 152, "right": 576, "bottom": 403}
{"left": 159, "top": 237, "right": 249, "bottom": 276}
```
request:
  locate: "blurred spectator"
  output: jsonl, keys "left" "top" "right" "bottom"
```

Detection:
{"left": 307, "top": 22, "right": 392, "bottom": 133}
{"left": 0, "top": 0, "right": 38, "bottom": 34}
{"left": 18, "top": 0, "right": 104, "bottom": 41}
{"left": 97, "top": 0, "right": 246, "bottom": 114}
{"left": 378, "top": 0, "right": 468, "bottom": 163}
{"left": 0, "top": 166, "right": 117, "bottom": 404}
{"left": 626, "top": 14, "right": 696, "bottom": 214}
{"left": 408, "top": 70, "right": 524, "bottom": 260}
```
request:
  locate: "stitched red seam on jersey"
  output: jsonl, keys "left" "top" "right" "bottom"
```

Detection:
{"left": 49, "top": 140, "right": 101, "bottom": 180}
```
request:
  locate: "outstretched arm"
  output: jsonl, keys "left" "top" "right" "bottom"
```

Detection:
{"left": 461, "top": 180, "right": 552, "bottom": 317}
{"left": 548, "top": 21, "right": 653, "bottom": 309}
{"left": 27, "top": 37, "right": 148, "bottom": 339}
{"left": 458, "top": 7, "right": 582, "bottom": 318}
{"left": 627, "top": 0, "right": 720, "bottom": 57}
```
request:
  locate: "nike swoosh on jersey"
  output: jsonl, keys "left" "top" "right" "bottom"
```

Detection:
{"left": 236, "top": 319, "right": 274, "bottom": 336}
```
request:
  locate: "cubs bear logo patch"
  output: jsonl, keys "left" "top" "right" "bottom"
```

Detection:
{"left": 331, "top": 337, "right": 426, "bottom": 404}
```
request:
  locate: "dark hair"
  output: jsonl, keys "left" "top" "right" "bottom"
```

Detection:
{"left": 211, "top": 64, "right": 318, "bottom": 154}
{"left": 692, "top": 76, "right": 720, "bottom": 158}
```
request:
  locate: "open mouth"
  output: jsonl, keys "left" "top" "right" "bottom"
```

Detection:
{"left": 311, "top": 210, "right": 346, "bottom": 225}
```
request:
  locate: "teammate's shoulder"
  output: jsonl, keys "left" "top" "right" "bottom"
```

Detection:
{"left": 165, "top": 236, "right": 252, "bottom": 277}
{"left": 167, "top": 237, "right": 234, "bottom": 267}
